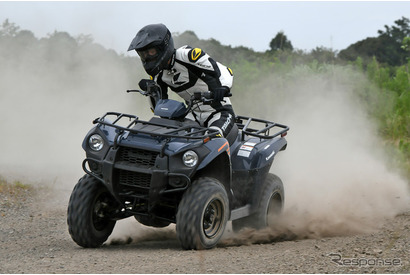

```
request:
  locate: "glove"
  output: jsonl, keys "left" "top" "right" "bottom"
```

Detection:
{"left": 139, "top": 79, "right": 156, "bottom": 91}
{"left": 212, "top": 87, "right": 229, "bottom": 102}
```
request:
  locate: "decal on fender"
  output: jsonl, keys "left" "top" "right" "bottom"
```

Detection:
{"left": 237, "top": 142, "right": 256, "bottom": 158}
{"left": 265, "top": 150, "right": 275, "bottom": 161}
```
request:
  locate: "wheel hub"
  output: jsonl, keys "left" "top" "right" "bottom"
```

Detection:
{"left": 203, "top": 199, "right": 223, "bottom": 238}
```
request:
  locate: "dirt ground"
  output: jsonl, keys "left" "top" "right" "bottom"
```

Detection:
{"left": 0, "top": 185, "right": 409, "bottom": 274}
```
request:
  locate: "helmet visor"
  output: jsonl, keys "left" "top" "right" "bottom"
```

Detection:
{"left": 137, "top": 47, "right": 159, "bottom": 62}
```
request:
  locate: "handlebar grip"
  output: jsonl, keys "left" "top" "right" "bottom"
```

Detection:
{"left": 202, "top": 91, "right": 212, "bottom": 99}
{"left": 194, "top": 91, "right": 212, "bottom": 100}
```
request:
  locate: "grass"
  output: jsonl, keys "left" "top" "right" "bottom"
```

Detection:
{"left": 0, "top": 177, "right": 32, "bottom": 196}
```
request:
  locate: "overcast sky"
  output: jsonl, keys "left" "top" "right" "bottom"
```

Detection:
{"left": 1, "top": 1, "right": 409, "bottom": 54}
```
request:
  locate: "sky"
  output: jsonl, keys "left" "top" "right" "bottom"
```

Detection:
{"left": 0, "top": 1, "right": 409, "bottom": 54}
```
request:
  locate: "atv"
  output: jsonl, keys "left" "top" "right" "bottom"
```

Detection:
{"left": 67, "top": 83, "right": 289, "bottom": 250}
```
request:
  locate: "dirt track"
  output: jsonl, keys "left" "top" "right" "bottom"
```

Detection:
{"left": 0, "top": 185, "right": 409, "bottom": 274}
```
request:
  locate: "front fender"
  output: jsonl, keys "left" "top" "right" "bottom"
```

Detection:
{"left": 167, "top": 138, "right": 230, "bottom": 179}
{"left": 198, "top": 138, "right": 230, "bottom": 170}
{"left": 195, "top": 138, "right": 232, "bottom": 209}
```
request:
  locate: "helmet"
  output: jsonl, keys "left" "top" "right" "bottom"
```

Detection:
{"left": 128, "top": 23, "right": 174, "bottom": 76}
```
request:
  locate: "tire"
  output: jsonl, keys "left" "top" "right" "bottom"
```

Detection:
{"left": 67, "top": 174, "right": 118, "bottom": 248}
{"left": 232, "top": 173, "right": 284, "bottom": 232}
{"left": 134, "top": 215, "right": 170, "bottom": 228}
{"left": 176, "top": 177, "right": 229, "bottom": 250}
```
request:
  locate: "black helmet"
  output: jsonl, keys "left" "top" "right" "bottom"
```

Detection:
{"left": 128, "top": 23, "right": 174, "bottom": 76}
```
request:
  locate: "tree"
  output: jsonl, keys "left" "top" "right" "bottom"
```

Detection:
{"left": 310, "top": 46, "right": 337, "bottom": 64}
{"left": 0, "top": 19, "right": 20, "bottom": 37}
{"left": 173, "top": 30, "right": 199, "bottom": 48}
{"left": 339, "top": 17, "right": 409, "bottom": 66}
{"left": 269, "top": 31, "right": 293, "bottom": 52}
{"left": 401, "top": 36, "right": 410, "bottom": 61}
{"left": 377, "top": 16, "right": 410, "bottom": 43}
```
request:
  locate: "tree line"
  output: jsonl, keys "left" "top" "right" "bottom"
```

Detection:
{"left": 1, "top": 17, "right": 408, "bottom": 69}
{"left": 266, "top": 17, "right": 409, "bottom": 67}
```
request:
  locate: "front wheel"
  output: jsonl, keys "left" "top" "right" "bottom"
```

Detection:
{"left": 67, "top": 174, "right": 118, "bottom": 248}
{"left": 232, "top": 173, "right": 284, "bottom": 232}
{"left": 176, "top": 177, "right": 229, "bottom": 250}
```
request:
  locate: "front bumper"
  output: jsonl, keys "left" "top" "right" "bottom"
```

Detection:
{"left": 83, "top": 145, "right": 191, "bottom": 220}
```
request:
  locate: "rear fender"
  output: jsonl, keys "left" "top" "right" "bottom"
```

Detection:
{"left": 252, "top": 137, "right": 287, "bottom": 170}
{"left": 231, "top": 137, "right": 287, "bottom": 171}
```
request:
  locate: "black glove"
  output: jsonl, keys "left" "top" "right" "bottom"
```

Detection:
{"left": 139, "top": 79, "right": 156, "bottom": 91}
{"left": 212, "top": 87, "right": 229, "bottom": 102}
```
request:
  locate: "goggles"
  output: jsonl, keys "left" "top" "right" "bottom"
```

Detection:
{"left": 137, "top": 47, "right": 159, "bottom": 62}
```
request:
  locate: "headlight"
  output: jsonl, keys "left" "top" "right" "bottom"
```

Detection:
{"left": 182, "top": 150, "right": 198, "bottom": 167}
{"left": 89, "top": 134, "right": 104, "bottom": 151}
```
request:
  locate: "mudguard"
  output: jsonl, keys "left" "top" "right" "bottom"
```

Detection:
{"left": 231, "top": 137, "right": 287, "bottom": 171}
{"left": 198, "top": 138, "right": 230, "bottom": 170}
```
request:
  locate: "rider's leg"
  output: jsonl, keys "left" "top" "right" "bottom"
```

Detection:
{"left": 207, "top": 109, "right": 235, "bottom": 137}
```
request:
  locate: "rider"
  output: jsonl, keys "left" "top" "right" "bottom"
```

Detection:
{"left": 128, "top": 23, "right": 236, "bottom": 138}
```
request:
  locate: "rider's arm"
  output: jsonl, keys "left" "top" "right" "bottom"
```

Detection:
{"left": 155, "top": 71, "right": 169, "bottom": 99}
{"left": 139, "top": 74, "right": 169, "bottom": 111}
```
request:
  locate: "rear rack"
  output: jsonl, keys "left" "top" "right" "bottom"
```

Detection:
{"left": 93, "top": 112, "right": 220, "bottom": 140}
{"left": 236, "top": 115, "right": 289, "bottom": 140}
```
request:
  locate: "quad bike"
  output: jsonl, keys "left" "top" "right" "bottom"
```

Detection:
{"left": 67, "top": 83, "right": 289, "bottom": 250}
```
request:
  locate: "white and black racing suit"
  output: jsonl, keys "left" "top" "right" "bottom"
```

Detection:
{"left": 152, "top": 45, "right": 235, "bottom": 137}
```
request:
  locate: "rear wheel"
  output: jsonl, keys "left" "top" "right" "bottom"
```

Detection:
{"left": 176, "top": 177, "right": 229, "bottom": 250}
{"left": 67, "top": 174, "right": 118, "bottom": 248}
{"left": 232, "top": 173, "right": 284, "bottom": 232}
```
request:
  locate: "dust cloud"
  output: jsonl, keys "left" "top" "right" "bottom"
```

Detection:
{"left": 0, "top": 43, "right": 149, "bottom": 192}
{"left": 223, "top": 65, "right": 410, "bottom": 245}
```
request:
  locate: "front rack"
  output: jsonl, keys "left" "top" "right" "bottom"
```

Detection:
{"left": 93, "top": 112, "right": 220, "bottom": 140}
{"left": 236, "top": 115, "right": 289, "bottom": 140}
{"left": 93, "top": 112, "right": 289, "bottom": 142}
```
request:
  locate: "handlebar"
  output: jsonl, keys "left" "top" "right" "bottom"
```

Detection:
{"left": 193, "top": 91, "right": 212, "bottom": 104}
{"left": 127, "top": 88, "right": 215, "bottom": 104}
{"left": 127, "top": 81, "right": 232, "bottom": 106}
{"left": 127, "top": 89, "right": 146, "bottom": 95}
{"left": 193, "top": 91, "right": 211, "bottom": 100}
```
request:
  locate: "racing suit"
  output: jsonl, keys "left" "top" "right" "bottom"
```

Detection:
{"left": 151, "top": 45, "right": 235, "bottom": 137}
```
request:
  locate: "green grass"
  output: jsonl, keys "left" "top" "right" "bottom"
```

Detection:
{"left": 0, "top": 177, "right": 32, "bottom": 195}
